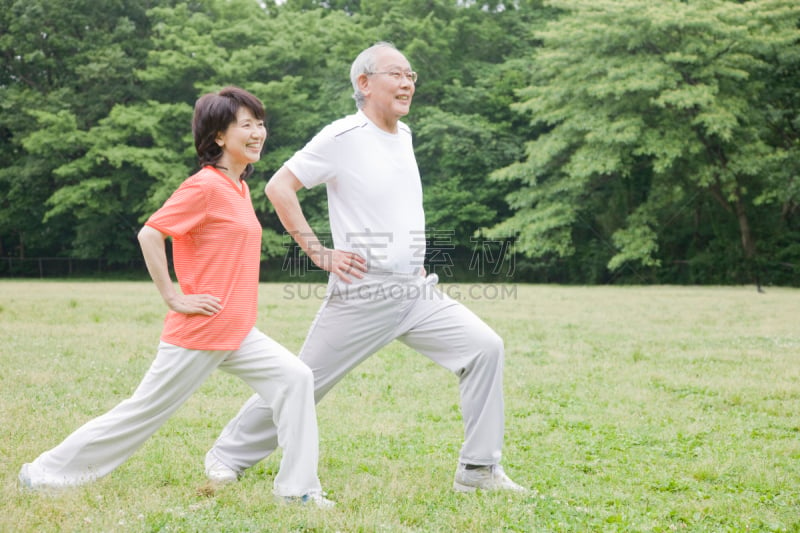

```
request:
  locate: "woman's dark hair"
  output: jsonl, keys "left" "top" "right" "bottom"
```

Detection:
{"left": 192, "top": 86, "right": 266, "bottom": 180}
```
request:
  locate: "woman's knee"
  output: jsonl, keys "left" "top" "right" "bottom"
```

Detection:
{"left": 283, "top": 358, "right": 314, "bottom": 386}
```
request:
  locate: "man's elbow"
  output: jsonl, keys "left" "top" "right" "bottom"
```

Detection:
{"left": 265, "top": 172, "right": 291, "bottom": 204}
{"left": 266, "top": 167, "right": 302, "bottom": 203}
{"left": 264, "top": 178, "right": 279, "bottom": 202}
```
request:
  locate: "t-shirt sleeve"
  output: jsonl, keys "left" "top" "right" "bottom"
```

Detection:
{"left": 285, "top": 128, "right": 338, "bottom": 189}
{"left": 145, "top": 179, "right": 207, "bottom": 238}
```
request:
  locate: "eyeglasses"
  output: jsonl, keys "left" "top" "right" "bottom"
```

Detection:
{"left": 367, "top": 70, "right": 418, "bottom": 83}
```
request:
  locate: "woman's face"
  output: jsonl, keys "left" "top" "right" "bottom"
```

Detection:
{"left": 216, "top": 107, "right": 267, "bottom": 167}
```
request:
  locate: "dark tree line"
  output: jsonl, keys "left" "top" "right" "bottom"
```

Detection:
{"left": 1, "top": 0, "right": 798, "bottom": 285}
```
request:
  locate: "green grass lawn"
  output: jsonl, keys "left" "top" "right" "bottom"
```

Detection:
{"left": 1, "top": 281, "right": 798, "bottom": 532}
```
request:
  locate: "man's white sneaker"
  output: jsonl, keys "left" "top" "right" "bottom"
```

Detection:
{"left": 204, "top": 451, "right": 238, "bottom": 484}
{"left": 453, "top": 463, "right": 528, "bottom": 493}
{"left": 278, "top": 490, "right": 335, "bottom": 509}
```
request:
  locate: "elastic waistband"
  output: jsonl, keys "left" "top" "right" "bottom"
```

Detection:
{"left": 328, "top": 270, "right": 438, "bottom": 286}
{"left": 358, "top": 269, "right": 423, "bottom": 280}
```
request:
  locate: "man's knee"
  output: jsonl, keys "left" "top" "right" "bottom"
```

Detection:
{"left": 469, "top": 328, "right": 504, "bottom": 371}
{"left": 478, "top": 327, "right": 504, "bottom": 358}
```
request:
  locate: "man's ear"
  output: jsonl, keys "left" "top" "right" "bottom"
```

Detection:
{"left": 357, "top": 73, "right": 370, "bottom": 95}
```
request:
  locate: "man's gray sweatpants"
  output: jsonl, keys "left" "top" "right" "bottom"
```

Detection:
{"left": 209, "top": 272, "right": 505, "bottom": 472}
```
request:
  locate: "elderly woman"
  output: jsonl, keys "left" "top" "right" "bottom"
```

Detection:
{"left": 18, "top": 87, "right": 333, "bottom": 508}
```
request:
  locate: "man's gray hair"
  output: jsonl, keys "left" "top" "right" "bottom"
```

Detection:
{"left": 350, "top": 41, "right": 398, "bottom": 109}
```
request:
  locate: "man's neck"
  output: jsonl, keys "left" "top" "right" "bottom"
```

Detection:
{"left": 361, "top": 107, "right": 399, "bottom": 134}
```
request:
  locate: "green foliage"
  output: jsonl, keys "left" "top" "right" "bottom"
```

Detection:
{"left": 492, "top": 0, "right": 800, "bottom": 285}
{"left": 0, "top": 0, "right": 171, "bottom": 258}
{"left": 0, "top": 0, "right": 797, "bottom": 284}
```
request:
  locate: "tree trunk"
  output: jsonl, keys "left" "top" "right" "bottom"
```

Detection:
{"left": 708, "top": 182, "right": 762, "bottom": 291}
{"left": 733, "top": 194, "right": 763, "bottom": 292}
{"left": 734, "top": 197, "right": 755, "bottom": 260}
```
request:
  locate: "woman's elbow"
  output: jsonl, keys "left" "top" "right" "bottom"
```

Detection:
{"left": 137, "top": 225, "right": 162, "bottom": 244}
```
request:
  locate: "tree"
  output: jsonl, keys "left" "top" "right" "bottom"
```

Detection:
{"left": 2, "top": 0, "right": 642, "bottom": 284}
{"left": 0, "top": 0, "right": 171, "bottom": 259}
{"left": 491, "top": 0, "right": 800, "bottom": 285}
{"left": 359, "top": 0, "right": 546, "bottom": 278}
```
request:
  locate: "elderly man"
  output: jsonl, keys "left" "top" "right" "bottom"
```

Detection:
{"left": 205, "top": 42, "right": 526, "bottom": 493}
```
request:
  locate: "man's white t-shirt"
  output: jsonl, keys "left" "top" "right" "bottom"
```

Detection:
{"left": 286, "top": 111, "right": 426, "bottom": 274}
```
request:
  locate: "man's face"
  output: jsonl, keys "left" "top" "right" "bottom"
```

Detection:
{"left": 362, "top": 48, "right": 416, "bottom": 120}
